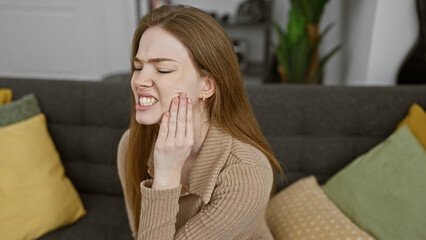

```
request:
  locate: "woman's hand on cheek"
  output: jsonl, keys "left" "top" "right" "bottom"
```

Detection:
{"left": 152, "top": 92, "right": 194, "bottom": 189}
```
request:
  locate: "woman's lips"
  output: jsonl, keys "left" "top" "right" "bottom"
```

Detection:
{"left": 136, "top": 91, "right": 158, "bottom": 111}
{"left": 137, "top": 92, "right": 157, "bottom": 99}
{"left": 136, "top": 101, "right": 158, "bottom": 111}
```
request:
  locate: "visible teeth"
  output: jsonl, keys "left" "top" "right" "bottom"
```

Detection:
{"left": 139, "top": 97, "right": 158, "bottom": 106}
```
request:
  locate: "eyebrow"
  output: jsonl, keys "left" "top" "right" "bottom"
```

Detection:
{"left": 133, "top": 57, "right": 177, "bottom": 63}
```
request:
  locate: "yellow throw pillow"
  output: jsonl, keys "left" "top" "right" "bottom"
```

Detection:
{"left": 265, "top": 176, "right": 374, "bottom": 240}
{"left": 0, "top": 114, "right": 86, "bottom": 240}
{"left": 0, "top": 89, "right": 12, "bottom": 105}
{"left": 395, "top": 103, "right": 426, "bottom": 149}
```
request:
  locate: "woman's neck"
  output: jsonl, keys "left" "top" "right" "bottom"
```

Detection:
{"left": 188, "top": 106, "right": 210, "bottom": 160}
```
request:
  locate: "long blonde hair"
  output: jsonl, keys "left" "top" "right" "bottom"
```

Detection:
{"left": 125, "top": 5, "right": 283, "bottom": 233}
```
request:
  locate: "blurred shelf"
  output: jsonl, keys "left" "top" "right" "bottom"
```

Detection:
{"left": 220, "top": 21, "right": 268, "bottom": 29}
{"left": 242, "top": 62, "right": 264, "bottom": 77}
{"left": 241, "top": 62, "right": 265, "bottom": 85}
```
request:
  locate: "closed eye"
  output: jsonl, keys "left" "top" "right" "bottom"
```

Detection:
{"left": 157, "top": 70, "right": 172, "bottom": 74}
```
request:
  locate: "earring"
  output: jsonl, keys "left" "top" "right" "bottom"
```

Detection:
{"left": 202, "top": 93, "right": 205, "bottom": 101}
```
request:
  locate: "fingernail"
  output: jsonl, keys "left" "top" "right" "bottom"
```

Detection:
{"left": 180, "top": 92, "right": 186, "bottom": 99}
{"left": 164, "top": 112, "right": 169, "bottom": 117}
{"left": 187, "top": 97, "right": 192, "bottom": 104}
{"left": 173, "top": 98, "right": 178, "bottom": 104}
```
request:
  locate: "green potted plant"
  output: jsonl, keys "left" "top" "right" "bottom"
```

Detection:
{"left": 274, "top": 0, "right": 341, "bottom": 83}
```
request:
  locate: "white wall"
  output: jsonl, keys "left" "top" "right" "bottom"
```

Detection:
{"left": 319, "top": 0, "right": 345, "bottom": 85}
{"left": 340, "top": 0, "right": 378, "bottom": 86}
{"left": 0, "top": 0, "right": 136, "bottom": 81}
{"left": 363, "top": 0, "right": 419, "bottom": 85}
{"left": 323, "top": 0, "right": 418, "bottom": 85}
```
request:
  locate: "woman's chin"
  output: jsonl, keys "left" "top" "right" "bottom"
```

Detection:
{"left": 135, "top": 114, "right": 162, "bottom": 125}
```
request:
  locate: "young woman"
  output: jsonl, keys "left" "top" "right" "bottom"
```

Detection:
{"left": 117, "top": 5, "right": 283, "bottom": 239}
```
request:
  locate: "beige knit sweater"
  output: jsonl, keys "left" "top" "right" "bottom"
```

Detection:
{"left": 117, "top": 123, "right": 275, "bottom": 240}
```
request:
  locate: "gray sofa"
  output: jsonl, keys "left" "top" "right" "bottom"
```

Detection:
{"left": 1, "top": 77, "right": 425, "bottom": 240}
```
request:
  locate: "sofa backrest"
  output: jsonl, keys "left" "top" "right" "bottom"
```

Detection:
{"left": 246, "top": 85, "right": 426, "bottom": 190}
{"left": 2, "top": 78, "right": 426, "bottom": 194}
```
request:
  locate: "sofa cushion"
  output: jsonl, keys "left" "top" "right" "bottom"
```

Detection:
{"left": 39, "top": 193, "right": 133, "bottom": 240}
{"left": 265, "top": 176, "right": 373, "bottom": 240}
{"left": 0, "top": 88, "right": 12, "bottom": 104}
{"left": 0, "top": 93, "right": 41, "bottom": 126}
{"left": 395, "top": 103, "right": 426, "bottom": 149}
{"left": 0, "top": 114, "right": 86, "bottom": 240}
{"left": 322, "top": 125, "right": 426, "bottom": 240}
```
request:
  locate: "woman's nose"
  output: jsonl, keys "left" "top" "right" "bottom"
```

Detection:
{"left": 133, "top": 69, "right": 154, "bottom": 88}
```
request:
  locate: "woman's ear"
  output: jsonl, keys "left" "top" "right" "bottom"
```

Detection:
{"left": 200, "top": 76, "right": 215, "bottom": 99}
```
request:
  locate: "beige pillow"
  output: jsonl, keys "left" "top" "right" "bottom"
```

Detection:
{"left": 265, "top": 176, "right": 374, "bottom": 240}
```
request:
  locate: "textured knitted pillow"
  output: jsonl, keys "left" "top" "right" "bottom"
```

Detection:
{"left": 322, "top": 125, "right": 426, "bottom": 240}
{"left": 0, "top": 114, "right": 86, "bottom": 240}
{"left": 0, "top": 93, "right": 41, "bottom": 126}
{"left": 395, "top": 103, "right": 426, "bottom": 149}
{"left": 265, "top": 176, "right": 374, "bottom": 240}
{"left": 0, "top": 89, "right": 12, "bottom": 104}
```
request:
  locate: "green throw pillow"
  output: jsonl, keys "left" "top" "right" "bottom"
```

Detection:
{"left": 322, "top": 125, "right": 426, "bottom": 240}
{"left": 0, "top": 93, "right": 41, "bottom": 126}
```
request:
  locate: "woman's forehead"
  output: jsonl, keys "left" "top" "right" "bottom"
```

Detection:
{"left": 136, "top": 27, "right": 189, "bottom": 63}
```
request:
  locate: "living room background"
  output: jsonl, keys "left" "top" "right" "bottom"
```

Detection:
{"left": 0, "top": 0, "right": 419, "bottom": 85}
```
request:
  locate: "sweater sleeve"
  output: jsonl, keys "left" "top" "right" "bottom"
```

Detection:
{"left": 174, "top": 163, "right": 273, "bottom": 239}
{"left": 117, "top": 130, "right": 182, "bottom": 240}
{"left": 116, "top": 129, "right": 183, "bottom": 240}
{"left": 136, "top": 162, "right": 273, "bottom": 240}
{"left": 137, "top": 179, "right": 182, "bottom": 239}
